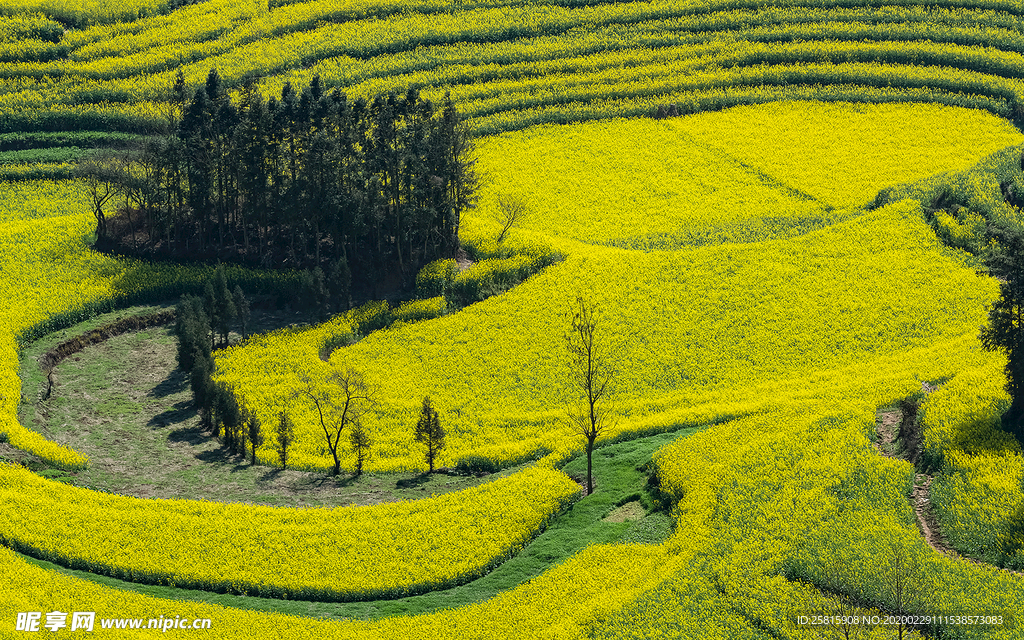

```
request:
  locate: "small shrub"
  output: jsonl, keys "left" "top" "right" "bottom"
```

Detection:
{"left": 393, "top": 297, "right": 446, "bottom": 324}
{"left": 454, "top": 455, "right": 500, "bottom": 475}
{"left": 350, "top": 300, "right": 391, "bottom": 336}
{"left": 416, "top": 259, "right": 458, "bottom": 298}
{"left": 349, "top": 423, "right": 372, "bottom": 476}
{"left": 318, "top": 329, "right": 355, "bottom": 361}
{"left": 449, "top": 254, "right": 551, "bottom": 307}
{"left": 931, "top": 208, "right": 986, "bottom": 254}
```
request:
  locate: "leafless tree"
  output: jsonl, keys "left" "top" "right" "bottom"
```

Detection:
{"left": 298, "top": 366, "right": 374, "bottom": 475}
{"left": 565, "top": 296, "right": 615, "bottom": 495}
{"left": 879, "top": 542, "right": 934, "bottom": 640}
{"left": 799, "top": 555, "right": 868, "bottom": 640}
{"left": 496, "top": 193, "right": 530, "bottom": 243}
{"left": 74, "top": 150, "right": 121, "bottom": 242}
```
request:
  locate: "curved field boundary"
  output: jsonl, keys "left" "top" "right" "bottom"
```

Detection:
{"left": 10, "top": 0, "right": 1024, "bottom": 144}
{"left": 36, "top": 309, "right": 174, "bottom": 372}
{"left": 6, "top": 427, "right": 692, "bottom": 620}
{"left": 0, "top": 462, "right": 580, "bottom": 602}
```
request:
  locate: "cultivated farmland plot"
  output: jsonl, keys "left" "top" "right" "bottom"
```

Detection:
{"left": 0, "top": 0, "right": 1023, "bottom": 637}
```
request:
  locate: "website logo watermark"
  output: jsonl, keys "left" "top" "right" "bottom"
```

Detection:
{"left": 16, "top": 612, "right": 212, "bottom": 633}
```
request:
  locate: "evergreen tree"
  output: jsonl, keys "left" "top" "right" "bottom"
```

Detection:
{"left": 311, "top": 266, "right": 329, "bottom": 319}
{"left": 102, "top": 72, "right": 480, "bottom": 290}
{"left": 349, "top": 422, "right": 372, "bottom": 475}
{"left": 235, "top": 80, "right": 271, "bottom": 256}
{"left": 172, "top": 69, "right": 189, "bottom": 111}
{"left": 211, "top": 264, "right": 237, "bottom": 346}
{"left": 190, "top": 357, "right": 215, "bottom": 432}
{"left": 233, "top": 285, "right": 251, "bottom": 339}
{"left": 435, "top": 91, "right": 477, "bottom": 258}
{"left": 414, "top": 396, "right": 445, "bottom": 472}
{"left": 980, "top": 222, "right": 1024, "bottom": 444}
{"left": 203, "top": 279, "right": 217, "bottom": 337}
{"left": 275, "top": 410, "right": 295, "bottom": 469}
{"left": 298, "top": 267, "right": 329, "bottom": 316}
{"left": 175, "top": 294, "right": 211, "bottom": 372}
{"left": 181, "top": 87, "right": 214, "bottom": 249}
{"left": 215, "top": 382, "right": 241, "bottom": 447}
{"left": 238, "top": 401, "right": 263, "bottom": 464}
{"left": 328, "top": 257, "right": 352, "bottom": 311}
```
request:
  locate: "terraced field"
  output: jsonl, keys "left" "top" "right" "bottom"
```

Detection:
{"left": 1, "top": 0, "right": 1024, "bottom": 637}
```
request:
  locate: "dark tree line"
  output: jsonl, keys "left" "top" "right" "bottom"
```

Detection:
{"left": 80, "top": 69, "right": 478, "bottom": 294}
{"left": 176, "top": 265, "right": 256, "bottom": 456}
{"left": 981, "top": 222, "right": 1024, "bottom": 445}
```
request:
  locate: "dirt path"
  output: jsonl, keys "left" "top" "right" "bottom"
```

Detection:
{"left": 874, "top": 386, "right": 1023, "bottom": 577}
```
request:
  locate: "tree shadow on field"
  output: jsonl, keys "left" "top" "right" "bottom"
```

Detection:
{"left": 396, "top": 473, "right": 431, "bottom": 489}
{"left": 148, "top": 402, "right": 196, "bottom": 430}
{"left": 258, "top": 468, "right": 285, "bottom": 483}
{"left": 194, "top": 442, "right": 246, "bottom": 467}
{"left": 167, "top": 422, "right": 209, "bottom": 446}
{"left": 999, "top": 501, "right": 1024, "bottom": 570}
{"left": 255, "top": 468, "right": 358, "bottom": 489}
{"left": 148, "top": 368, "right": 187, "bottom": 399}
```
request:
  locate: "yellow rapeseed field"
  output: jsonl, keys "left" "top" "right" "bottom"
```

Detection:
{"left": 1, "top": 0, "right": 1024, "bottom": 633}
{"left": 0, "top": 463, "right": 579, "bottom": 599}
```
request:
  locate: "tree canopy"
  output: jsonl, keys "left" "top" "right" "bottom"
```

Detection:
{"left": 980, "top": 221, "right": 1024, "bottom": 444}
{"left": 87, "top": 70, "right": 478, "bottom": 293}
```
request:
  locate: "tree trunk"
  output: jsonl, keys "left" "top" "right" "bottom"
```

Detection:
{"left": 126, "top": 195, "right": 137, "bottom": 252}
{"left": 586, "top": 435, "right": 596, "bottom": 495}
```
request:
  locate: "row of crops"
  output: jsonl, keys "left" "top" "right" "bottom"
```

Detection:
{"left": 207, "top": 105, "right": 1016, "bottom": 474}
{"left": 0, "top": 463, "right": 579, "bottom": 600}
{"left": 8, "top": 0, "right": 1024, "bottom": 148}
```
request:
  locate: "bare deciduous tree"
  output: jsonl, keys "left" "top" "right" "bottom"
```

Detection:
{"left": 495, "top": 194, "right": 530, "bottom": 243}
{"left": 799, "top": 554, "right": 869, "bottom": 640}
{"left": 878, "top": 542, "right": 934, "bottom": 640}
{"left": 74, "top": 150, "right": 121, "bottom": 242}
{"left": 298, "top": 366, "right": 374, "bottom": 476}
{"left": 565, "top": 296, "right": 615, "bottom": 495}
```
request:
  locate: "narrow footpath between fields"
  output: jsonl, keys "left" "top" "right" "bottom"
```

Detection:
{"left": 873, "top": 384, "right": 1023, "bottom": 578}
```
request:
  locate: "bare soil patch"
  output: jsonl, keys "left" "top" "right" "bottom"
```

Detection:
{"left": 455, "top": 247, "right": 475, "bottom": 272}
{"left": 602, "top": 500, "right": 645, "bottom": 523}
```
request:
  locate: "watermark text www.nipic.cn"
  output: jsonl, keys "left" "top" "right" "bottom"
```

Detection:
{"left": 16, "top": 612, "right": 213, "bottom": 632}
